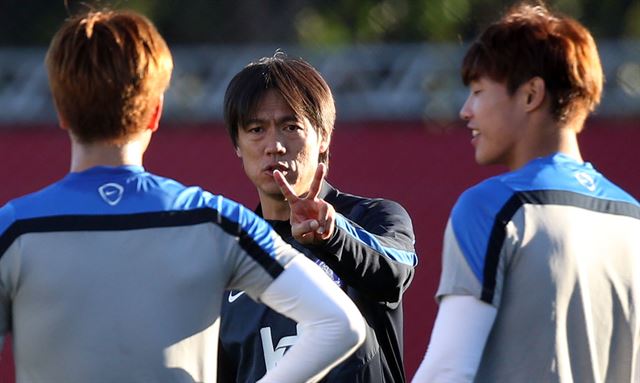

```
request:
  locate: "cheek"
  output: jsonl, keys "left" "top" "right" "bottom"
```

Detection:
{"left": 298, "top": 145, "right": 320, "bottom": 168}
{"left": 289, "top": 147, "right": 317, "bottom": 177}
{"left": 236, "top": 148, "right": 260, "bottom": 172}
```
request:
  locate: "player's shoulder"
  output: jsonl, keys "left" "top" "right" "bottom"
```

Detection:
{"left": 170, "top": 183, "right": 267, "bottom": 229}
{"left": 0, "top": 202, "right": 17, "bottom": 236}
{"left": 453, "top": 174, "right": 515, "bottom": 222}
{"left": 0, "top": 176, "right": 70, "bottom": 221}
{"left": 0, "top": 179, "right": 65, "bottom": 237}
{"left": 133, "top": 172, "right": 247, "bottom": 216}
{"left": 328, "top": 185, "right": 410, "bottom": 219}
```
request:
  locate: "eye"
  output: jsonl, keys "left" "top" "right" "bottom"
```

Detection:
{"left": 284, "top": 124, "right": 302, "bottom": 132}
{"left": 246, "top": 126, "right": 263, "bottom": 134}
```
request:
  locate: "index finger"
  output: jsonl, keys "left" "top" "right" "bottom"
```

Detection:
{"left": 273, "top": 170, "right": 299, "bottom": 203}
{"left": 306, "top": 163, "right": 326, "bottom": 200}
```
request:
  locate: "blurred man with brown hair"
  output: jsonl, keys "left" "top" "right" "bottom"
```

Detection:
{"left": 413, "top": 2, "right": 640, "bottom": 382}
{"left": 0, "top": 9, "right": 365, "bottom": 383}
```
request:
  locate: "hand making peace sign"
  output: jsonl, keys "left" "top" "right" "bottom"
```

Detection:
{"left": 273, "top": 163, "right": 336, "bottom": 245}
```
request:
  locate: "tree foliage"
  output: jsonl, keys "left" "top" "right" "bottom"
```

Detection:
{"left": 0, "top": 0, "right": 638, "bottom": 46}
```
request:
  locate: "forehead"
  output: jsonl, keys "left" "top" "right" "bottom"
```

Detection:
{"left": 249, "top": 90, "right": 299, "bottom": 119}
{"left": 470, "top": 76, "right": 507, "bottom": 89}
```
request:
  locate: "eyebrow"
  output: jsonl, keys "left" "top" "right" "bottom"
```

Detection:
{"left": 244, "top": 115, "right": 300, "bottom": 126}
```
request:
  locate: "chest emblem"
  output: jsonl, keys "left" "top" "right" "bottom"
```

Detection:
{"left": 575, "top": 171, "right": 596, "bottom": 192}
{"left": 98, "top": 183, "right": 124, "bottom": 206}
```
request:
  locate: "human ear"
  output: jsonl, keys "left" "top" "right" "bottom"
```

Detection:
{"left": 56, "top": 111, "right": 69, "bottom": 131}
{"left": 523, "top": 77, "right": 546, "bottom": 112}
{"left": 147, "top": 95, "right": 164, "bottom": 132}
{"left": 319, "top": 133, "right": 331, "bottom": 154}
{"left": 235, "top": 146, "right": 242, "bottom": 158}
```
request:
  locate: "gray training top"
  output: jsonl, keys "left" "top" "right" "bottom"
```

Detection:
{"left": 0, "top": 166, "right": 298, "bottom": 382}
{"left": 437, "top": 153, "right": 640, "bottom": 382}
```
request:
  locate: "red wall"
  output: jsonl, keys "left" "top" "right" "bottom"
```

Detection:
{"left": 0, "top": 120, "right": 637, "bottom": 381}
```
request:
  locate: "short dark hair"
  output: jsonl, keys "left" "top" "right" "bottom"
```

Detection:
{"left": 46, "top": 10, "right": 173, "bottom": 143}
{"left": 223, "top": 52, "right": 336, "bottom": 165}
{"left": 461, "top": 2, "right": 603, "bottom": 128}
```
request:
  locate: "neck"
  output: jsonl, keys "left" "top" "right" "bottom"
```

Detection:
{"left": 69, "top": 132, "right": 150, "bottom": 172}
{"left": 510, "top": 116, "right": 583, "bottom": 170}
{"left": 555, "top": 125, "right": 583, "bottom": 161}
{"left": 258, "top": 191, "right": 291, "bottom": 221}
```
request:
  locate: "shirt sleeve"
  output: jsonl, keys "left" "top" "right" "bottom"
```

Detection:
{"left": 311, "top": 198, "right": 417, "bottom": 304}
{"left": 256, "top": 255, "right": 366, "bottom": 383}
{"left": 411, "top": 295, "right": 497, "bottom": 383}
{"left": 437, "top": 181, "right": 522, "bottom": 307}
{"left": 0, "top": 204, "right": 17, "bottom": 352}
{"left": 435, "top": 219, "right": 483, "bottom": 301}
{"left": 215, "top": 199, "right": 299, "bottom": 300}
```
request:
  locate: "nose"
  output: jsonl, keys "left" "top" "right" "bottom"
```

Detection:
{"left": 459, "top": 96, "right": 472, "bottom": 121}
{"left": 265, "top": 132, "right": 286, "bottom": 156}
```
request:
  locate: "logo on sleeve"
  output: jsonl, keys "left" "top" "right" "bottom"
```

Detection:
{"left": 98, "top": 183, "right": 124, "bottom": 206}
{"left": 315, "top": 259, "right": 343, "bottom": 287}
{"left": 575, "top": 172, "right": 596, "bottom": 192}
{"left": 228, "top": 290, "right": 245, "bottom": 303}
{"left": 261, "top": 325, "right": 301, "bottom": 371}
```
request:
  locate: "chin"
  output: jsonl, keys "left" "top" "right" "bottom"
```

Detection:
{"left": 475, "top": 155, "right": 497, "bottom": 167}
{"left": 258, "top": 184, "right": 280, "bottom": 196}
{"left": 474, "top": 153, "right": 488, "bottom": 165}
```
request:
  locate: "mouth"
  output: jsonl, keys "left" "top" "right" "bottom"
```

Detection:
{"left": 469, "top": 126, "right": 480, "bottom": 145}
{"left": 263, "top": 163, "right": 289, "bottom": 176}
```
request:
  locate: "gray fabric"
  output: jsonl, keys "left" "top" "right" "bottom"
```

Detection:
{"left": 439, "top": 204, "right": 640, "bottom": 382}
{"left": 0, "top": 223, "right": 296, "bottom": 383}
{"left": 436, "top": 219, "right": 483, "bottom": 301}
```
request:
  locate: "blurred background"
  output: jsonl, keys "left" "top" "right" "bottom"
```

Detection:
{"left": 1, "top": 0, "right": 638, "bottom": 381}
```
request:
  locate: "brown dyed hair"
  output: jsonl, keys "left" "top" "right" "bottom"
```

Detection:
{"left": 223, "top": 52, "right": 336, "bottom": 166}
{"left": 46, "top": 10, "right": 173, "bottom": 144}
{"left": 461, "top": 2, "right": 603, "bottom": 128}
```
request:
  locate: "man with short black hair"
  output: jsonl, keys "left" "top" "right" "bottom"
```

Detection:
{"left": 219, "top": 52, "right": 417, "bottom": 383}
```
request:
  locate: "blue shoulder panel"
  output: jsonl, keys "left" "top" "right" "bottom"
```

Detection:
{"left": 503, "top": 153, "right": 638, "bottom": 204}
{"left": 450, "top": 153, "right": 639, "bottom": 285}
{"left": 450, "top": 178, "right": 514, "bottom": 283}
{"left": 0, "top": 166, "right": 281, "bottom": 265}
{"left": 207, "top": 193, "right": 279, "bottom": 261}
{"left": 0, "top": 204, "right": 16, "bottom": 238}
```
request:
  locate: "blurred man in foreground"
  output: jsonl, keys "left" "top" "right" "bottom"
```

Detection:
{"left": 413, "top": 2, "right": 640, "bottom": 382}
{"left": 0, "top": 9, "right": 365, "bottom": 383}
{"left": 218, "top": 52, "right": 417, "bottom": 382}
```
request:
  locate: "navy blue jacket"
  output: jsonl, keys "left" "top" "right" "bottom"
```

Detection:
{"left": 218, "top": 182, "right": 417, "bottom": 382}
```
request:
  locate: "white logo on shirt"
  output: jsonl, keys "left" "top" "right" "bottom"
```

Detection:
{"left": 260, "top": 325, "right": 302, "bottom": 371}
{"left": 575, "top": 172, "right": 596, "bottom": 191}
{"left": 98, "top": 183, "right": 124, "bottom": 206}
{"left": 228, "top": 290, "right": 245, "bottom": 303}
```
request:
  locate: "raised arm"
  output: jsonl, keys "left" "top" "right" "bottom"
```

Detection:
{"left": 218, "top": 198, "right": 366, "bottom": 383}
{"left": 274, "top": 164, "right": 416, "bottom": 304}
